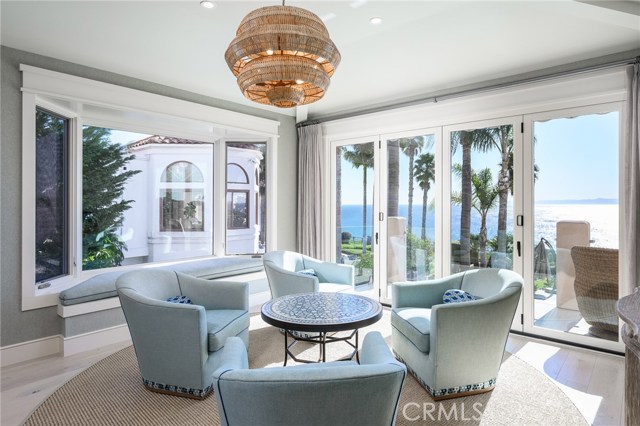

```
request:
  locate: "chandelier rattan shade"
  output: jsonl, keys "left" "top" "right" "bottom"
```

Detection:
{"left": 225, "top": 5, "right": 341, "bottom": 108}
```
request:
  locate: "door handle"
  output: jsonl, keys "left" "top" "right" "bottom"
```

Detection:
{"left": 516, "top": 241, "right": 521, "bottom": 257}
{"left": 375, "top": 232, "right": 379, "bottom": 244}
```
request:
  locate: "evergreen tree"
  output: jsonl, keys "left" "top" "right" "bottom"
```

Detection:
{"left": 82, "top": 126, "right": 140, "bottom": 270}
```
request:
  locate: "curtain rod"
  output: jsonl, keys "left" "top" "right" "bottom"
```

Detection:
{"left": 296, "top": 53, "right": 639, "bottom": 128}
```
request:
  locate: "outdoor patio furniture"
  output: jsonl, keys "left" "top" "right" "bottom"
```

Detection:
{"left": 391, "top": 268, "right": 523, "bottom": 399}
{"left": 116, "top": 269, "right": 249, "bottom": 399}
{"left": 555, "top": 220, "right": 591, "bottom": 310}
{"left": 213, "top": 331, "right": 406, "bottom": 426}
{"left": 571, "top": 246, "right": 619, "bottom": 339}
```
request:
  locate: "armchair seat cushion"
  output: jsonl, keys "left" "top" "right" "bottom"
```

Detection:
{"left": 391, "top": 308, "right": 431, "bottom": 353}
{"left": 206, "top": 310, "right": 250, "bottom": 352}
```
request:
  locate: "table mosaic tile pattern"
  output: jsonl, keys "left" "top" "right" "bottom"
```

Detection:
{"left": 262, "top": 293, "right": 381, "bottom": 325}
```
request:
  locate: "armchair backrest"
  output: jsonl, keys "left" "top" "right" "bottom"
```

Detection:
{"left": 460, "top": 268, "right": 523, "bottom": 299}
{"left": 263, "top": 250, "right": 305, "bottom": 272}
{"left": 216, "top": 366, "right": 404, "bottom": 426}
{"left": 214, "top": 334, "right": 406, "bottom": 426}
{"left": 116, "top": 269, "right": 182, "bottom": 301}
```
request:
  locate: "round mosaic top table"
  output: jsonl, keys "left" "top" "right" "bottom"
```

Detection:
{"left": 261, "top": 292, "right": 383, "bottom": 364}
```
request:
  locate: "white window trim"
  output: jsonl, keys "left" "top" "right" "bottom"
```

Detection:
{"left": 21, "top": 65, "right": 280, "bottom": 311}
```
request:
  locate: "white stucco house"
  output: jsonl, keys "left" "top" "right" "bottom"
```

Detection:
{"left": 120, "top": 135, "right": 263, "bottom": 264}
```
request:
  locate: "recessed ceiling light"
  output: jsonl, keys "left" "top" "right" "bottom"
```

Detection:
{"left": 200, "top": 1, "right": 214, "bottom": 9}
{"left": 370, "top": 17, "right": 382, "bottom": 25}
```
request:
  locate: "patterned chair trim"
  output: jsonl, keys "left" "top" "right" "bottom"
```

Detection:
{"left": 143, "top": 378, "right": 213, "bottom": 399}
{"left": 394, "top": 352, "right": 497, "bottom": 400}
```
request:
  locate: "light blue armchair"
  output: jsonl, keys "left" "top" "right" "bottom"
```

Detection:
{"left": 213, "top": 331, "right": 406, "bottom": 426}
{"left": 263, "top": 250, "right": 354, "bottom": 298}
{"left": 391, "top": 268, "right": 523, "bottom": 400}
{"left": 116, "top": 269, "right": 249, "bottom": 399}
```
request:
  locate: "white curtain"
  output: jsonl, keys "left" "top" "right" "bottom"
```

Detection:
{"left": 623, "top": 62, "right": 640, "bottom": 294}
{"left": 297, "top": 124, "right": 325, "bottom": 258}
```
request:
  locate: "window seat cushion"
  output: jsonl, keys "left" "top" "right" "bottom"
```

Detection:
{"left": 59, "top": 257, "right": 263, "bottom": 306}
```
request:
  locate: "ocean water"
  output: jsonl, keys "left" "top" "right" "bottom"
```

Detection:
{"left": 340, "top": 203, "right": 618, "bottom": 249}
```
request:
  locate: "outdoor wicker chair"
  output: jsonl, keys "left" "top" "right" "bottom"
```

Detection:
{"left": 571, "top": 246, "right": 619, "bottom": 340}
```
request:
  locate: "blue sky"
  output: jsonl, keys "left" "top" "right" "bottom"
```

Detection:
{"left": 533, "top": 111, "right": 618, "bottom": 201}
{"left": 108, "top": 129, "right": 150, "bottom": 145}
{"left": 339, "top": 111, "right": 619, "bottom": 205}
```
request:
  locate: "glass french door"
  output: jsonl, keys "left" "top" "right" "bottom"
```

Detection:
{"left": 444, "top": 118, "right": 524, "bottom": 328}
{"left": 523, "top": 103, "right": 624, "bottom": 351}
{"left": 378, "top": 129, "right": 441, "bottom": 304}
{"left": 329, "top": 105, "right": 624, "bottom": 350}
{"left": 331, "top": 138, "right": 377, "bottom": 296}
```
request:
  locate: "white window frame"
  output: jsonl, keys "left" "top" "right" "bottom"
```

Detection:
{"left": 21, "top": 65, "right": 280, "bottom": 311}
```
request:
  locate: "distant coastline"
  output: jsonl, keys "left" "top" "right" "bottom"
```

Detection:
{"left": 340, "top": 201, "right": 618, "bottom": 248}
{"left": 536, "top": 198, "right": 618, "bottom": 205}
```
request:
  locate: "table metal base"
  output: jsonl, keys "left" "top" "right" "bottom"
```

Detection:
{"left": 283, "top": 329, "right": 360, "bottom": 365}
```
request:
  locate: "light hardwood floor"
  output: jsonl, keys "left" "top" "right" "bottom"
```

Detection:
{"left": 1, "top": 334, "right": 624, "bottom": 426}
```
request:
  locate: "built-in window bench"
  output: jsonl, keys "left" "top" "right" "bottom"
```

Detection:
{"left": 56, "top": 257, "right": 270, "bottom": 356}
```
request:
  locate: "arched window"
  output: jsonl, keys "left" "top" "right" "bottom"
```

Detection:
{"left": 160, "top": 161, "right": 204, "bottom": 232}
{"left": 161, "top": 161, "right": 204, "bottom": 183}
{"left": 227, "top": 163, "right": 249, "bottom": 184}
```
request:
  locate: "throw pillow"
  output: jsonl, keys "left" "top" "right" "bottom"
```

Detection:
{"left": 442, "top": 289, "right": 477, "bottom": 304}
{"left": 166, "top": 295, "right": 193, "bottom": 304}
{"left": 297, "top": 268, "right": 317, "bottom": 277}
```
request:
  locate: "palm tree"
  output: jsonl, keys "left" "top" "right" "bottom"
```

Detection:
{"left": 487, "top": 126, "right": 538, "bottom": 259}
{"left": 490, "top": 125, "right": 512, "bottom": 257}
{"left": 471, "top": 168, "right": 499, "bottom": 268}
{"left": 387, "top": 139, "right": 400, "bottom": 217}
{"left": 399, "top": 137, "right": 425, "bottom": 233}
{"left": 414, "top": 153, "right": 435, "bottom": 240}
{"left": 343, "top": 143, "right": 374, "bottom": 254}
{"left": 451, "top": 130, "right": 493, "bottom": 267}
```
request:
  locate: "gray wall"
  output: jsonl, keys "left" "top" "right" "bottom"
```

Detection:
{"left": 0, "top": 46, "right": 298, "bottom": 347}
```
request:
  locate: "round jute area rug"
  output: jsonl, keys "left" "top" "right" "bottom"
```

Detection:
{"left": 25, "top": 313, "right": 587, "bottom": 426}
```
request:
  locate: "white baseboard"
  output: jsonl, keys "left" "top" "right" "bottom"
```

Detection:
{"left": 1, "top": 335, "right": 61, "bottom": 367}
{"left": 1, "top": 325, "right": 132, "bottom": 366}
{"left": 62, "top": 324, "right": 131, "bottom": 357}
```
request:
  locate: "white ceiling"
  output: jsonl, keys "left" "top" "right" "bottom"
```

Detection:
{"left": 2, "top": 1, "right": 639, "bottom": 120}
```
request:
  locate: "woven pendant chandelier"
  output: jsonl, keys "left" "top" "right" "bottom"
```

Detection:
{"left": 225, "top": 2, "right": 341, "bottom": 108}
